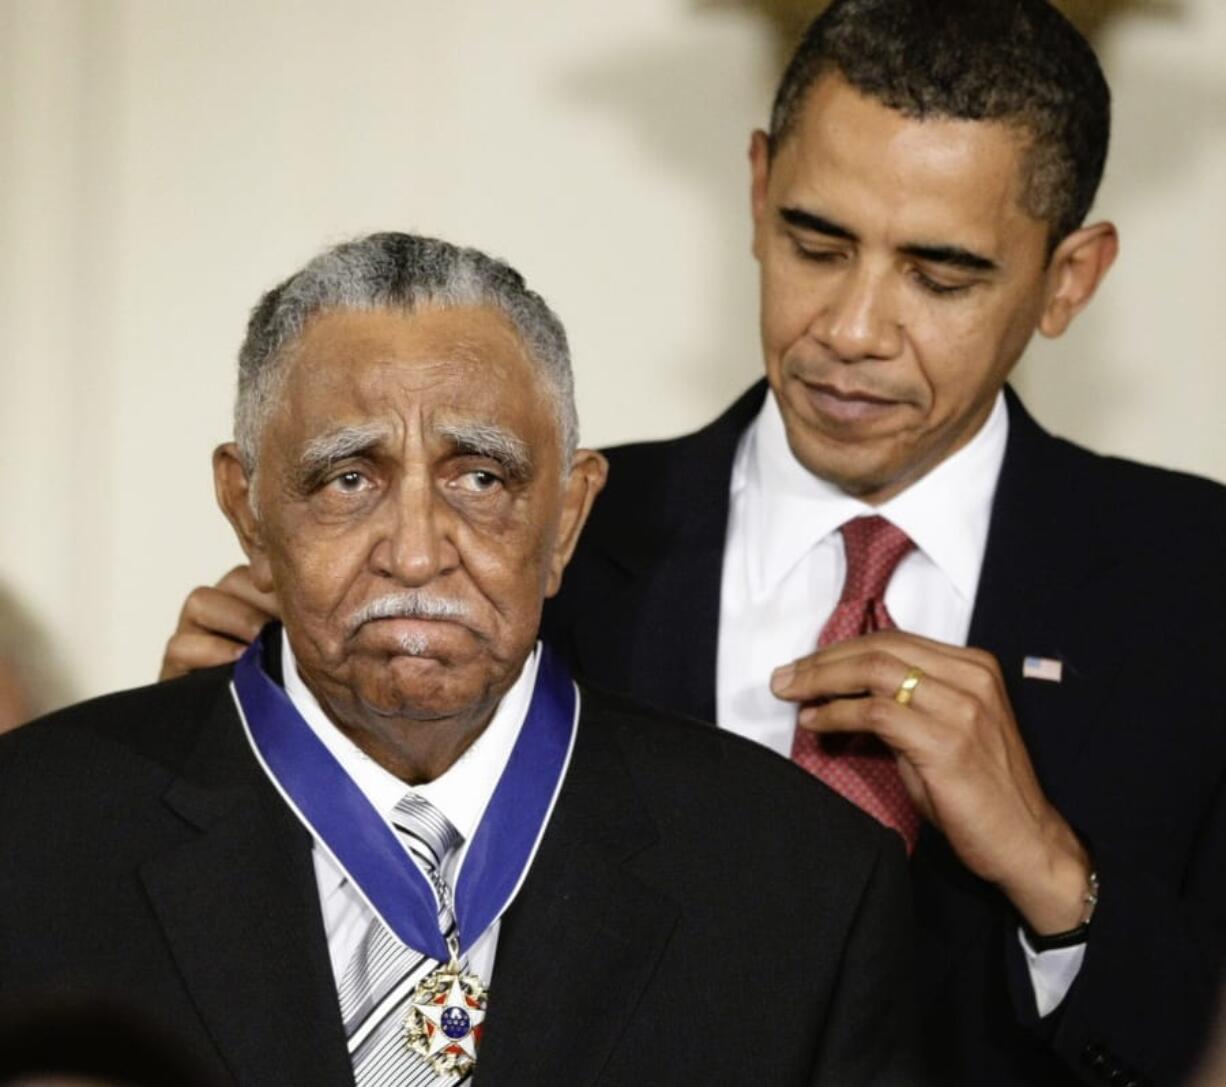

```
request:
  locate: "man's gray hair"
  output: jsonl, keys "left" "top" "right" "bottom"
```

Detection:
{"left": 235, "top": 232, "right": 578, "bottom": 473}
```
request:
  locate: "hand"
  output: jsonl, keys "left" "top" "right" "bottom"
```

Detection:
{"left": 771, "top": 630, "right": 1091, "bottom": 935}
{"left": 159, "top": 565, "right": 280, "bottom": 682}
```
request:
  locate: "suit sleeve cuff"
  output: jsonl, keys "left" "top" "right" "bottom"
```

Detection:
{"left": 1018, "top": 926, "right": 1086, "bottom": 1018}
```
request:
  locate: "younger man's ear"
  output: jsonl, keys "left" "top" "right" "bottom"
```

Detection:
{"left": 1039, "top": 221, "right": 1119, "bottom": 338}
{"left": 213, "top": 443, "right": 275, "bottom": 593}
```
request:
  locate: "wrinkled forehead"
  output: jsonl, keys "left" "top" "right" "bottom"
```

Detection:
{"left": 286, "top": 303, "right": 535, "bottom": 381}
{"left": 269, "top": 305, "right": 557, "bottom": 465}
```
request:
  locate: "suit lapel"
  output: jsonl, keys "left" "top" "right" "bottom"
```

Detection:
{"left": 475, "top": 697, "right": 679, "bottom": 1086}
{"left": 570, "top": 383, "right": 768, "bottom": 723}
{"left": 967, "top": 388, "right": 1120, "bottom": 796}
{"left": 914, "top": 390, "right": 1125, "bottom": 993}
{"left": 140, "top": 682, "right": 354, "bottom": 1087}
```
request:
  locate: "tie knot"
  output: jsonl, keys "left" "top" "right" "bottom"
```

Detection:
{"left": 390, "top": 792, "right": 461, "bottom": 875}
{"left": 837, "top": 516, "right": 914, "bottom": 606}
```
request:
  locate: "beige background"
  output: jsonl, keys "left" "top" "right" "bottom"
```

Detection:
{"left": 2, "top": 0, "right": 1223, "bottom": 706}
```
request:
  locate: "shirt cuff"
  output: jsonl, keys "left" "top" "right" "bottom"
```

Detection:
{"left": 1018, "top": 926, "right": 1086, "bottom": 1017}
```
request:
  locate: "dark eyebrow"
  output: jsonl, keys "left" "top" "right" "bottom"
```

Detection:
{"left": 781, "top": 205, "right": 999, "bottom": 274}
{"left": 780, "top": 206, "right": 857, "bottom": 242}
{"left": 898, "top": 243, "right": 999, "bottom": 273}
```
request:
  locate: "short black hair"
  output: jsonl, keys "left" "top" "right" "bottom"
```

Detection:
{"left": 768, "top": 0, "right": 1111, "bottom": 244}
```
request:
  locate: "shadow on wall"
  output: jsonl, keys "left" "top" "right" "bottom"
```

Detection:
{"left": 1022, "top": 5, "right": 1226, "bottom": 438}
{"left": 553, "top": 9, "right": 772, "bottom": 424}
{"left": 0, "top": 582, "right": 75, "bottom": 734}
{"left": 1012, "top": 0, "right": 1224, "bottom": 476}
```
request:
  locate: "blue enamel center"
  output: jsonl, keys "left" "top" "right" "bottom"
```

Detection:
{"left": 441, "top": 1005, "right": 471, "bottom": 1039}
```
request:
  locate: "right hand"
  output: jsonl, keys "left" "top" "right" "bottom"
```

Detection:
{"left": 159, "top": 565, "right": 280, "bottom": 681}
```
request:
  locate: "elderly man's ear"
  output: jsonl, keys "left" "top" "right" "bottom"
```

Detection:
{"left": 545, "top": 449, "right": 608, "bottom": 598}
{"left": 213, "top": 443, "right": 276, "bottom": 594}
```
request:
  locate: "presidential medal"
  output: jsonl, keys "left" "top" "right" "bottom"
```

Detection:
{"left": 405, "top": 960, "right": 488, "bottom": 1077}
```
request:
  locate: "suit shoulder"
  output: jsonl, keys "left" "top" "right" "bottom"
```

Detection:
{"left": 577, "top": 684, "right": 899, "bottom": 855}
{"left": 1046, "top": 436, "right": 1226, "bottom": 556}
{"left": 1, "top": 666, "right": 232, "bottom": 774}
{"left": 1046, "top": 430, "right": 1226, "bottom": 508}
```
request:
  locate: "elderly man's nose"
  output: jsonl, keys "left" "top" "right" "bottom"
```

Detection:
{"left": 374, "top": 483, "right": 450, "bottom": 585}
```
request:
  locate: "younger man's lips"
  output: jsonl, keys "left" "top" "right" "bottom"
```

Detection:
{"left": 800, "top": 381, "right": 902, "bottom": 424}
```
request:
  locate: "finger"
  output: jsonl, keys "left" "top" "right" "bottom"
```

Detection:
{"left": 895, "top": 757, "right": 934, "bottom": 822}
{"left": 777, "top": 638, "right": 1003, "bottom": 708}
{"left": 796, "top": 656, "right": 994, "bottom": 745}
{"left": 159, "top": 632, "right": 247, "bottom": 682}
{"left": 814, "top": 629, "right": 993, "bottom": 668}
{"left": 795, "top": 691, "right": 917, "bottom": 748}
{"left": 796, "top": 664, "right": 1029, "bottom": 815}
{"left": 215, "top": 565, "right": 280, "bottom": 618}
{"left": 795, "top": 684, "right": 974, "bottom": 782}
{"left": 774, "top": 649, "right": 915, "bottom": 704}
{"left": 178, "top": 585, "right": 273, "bottom": 644}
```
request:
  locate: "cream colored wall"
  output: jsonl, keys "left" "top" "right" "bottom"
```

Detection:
{"left": 1014, "top": 1, "right": 1226, "bottom": 474}
{"left": 1, "top": 0, "right": 1222, "bottom": 706}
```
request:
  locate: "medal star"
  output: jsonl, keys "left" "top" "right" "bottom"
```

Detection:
{"left": 414, "top": 974, "right": 486, "bottom": 1062}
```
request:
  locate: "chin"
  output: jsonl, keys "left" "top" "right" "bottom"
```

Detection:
{"left": 788, "top": 434, "right": 890, "bottom": 495}
{"left": 362, "top": 689, "right": 474, "bottom": 723}
{"left": 353, "top": 658, "right": 486, "bottom": 721}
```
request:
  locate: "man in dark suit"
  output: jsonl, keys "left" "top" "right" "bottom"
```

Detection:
{"left": 0, "top": 233, "right": 916, "bottom": 1086}
{"left": 159, "top": 2, "right": 1226, "bottom": 1084}
{"left": 548, "top": 2, "right": 1226, "bottom": 1081}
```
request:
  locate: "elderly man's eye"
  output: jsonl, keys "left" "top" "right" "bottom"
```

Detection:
{"left": 330, "top": 471, "right": 367, "bottom": 493}
{"left": 459, "top": 469, "right": 502, "bottom": 493}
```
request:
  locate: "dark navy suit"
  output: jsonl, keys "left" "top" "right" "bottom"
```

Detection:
{"left": 542, "top": 382, "right": 1226, "bottom": 1087}
{"left": 0, "top": 632, "right": 917, "bottom": 1086}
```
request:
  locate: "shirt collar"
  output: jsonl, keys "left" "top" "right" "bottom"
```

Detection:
{"left": 733, "top": 388, "right": 1008, "bottom": 603}
{"left": 283, "top": 629, "right": 540, "bottom": 893}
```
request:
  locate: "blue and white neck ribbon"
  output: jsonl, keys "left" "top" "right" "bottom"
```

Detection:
{"left": 231, "top": 626, "right": 578, "bottom": 963}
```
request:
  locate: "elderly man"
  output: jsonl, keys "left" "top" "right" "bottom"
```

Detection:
{"left": 164, "top": 2, "right": 1226, "bottom": 1085}
{"left": 0, "top": 234, "right": 915, "bottom": 1086}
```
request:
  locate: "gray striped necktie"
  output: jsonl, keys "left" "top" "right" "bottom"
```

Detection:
{"left": 338, "top": 792, "right": 470, "bottom": 1086}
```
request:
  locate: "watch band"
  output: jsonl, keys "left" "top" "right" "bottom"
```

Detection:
{"left": 1023, "top": 870, "right": 1100, "bottom": 952}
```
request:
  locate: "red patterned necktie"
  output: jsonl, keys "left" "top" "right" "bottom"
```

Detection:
{"left": 790, "top": 515, "right": 922, "bottom": 852}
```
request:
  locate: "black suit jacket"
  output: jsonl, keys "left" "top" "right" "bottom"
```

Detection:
{"left": 0, "top": 650, "right": 917, "bottom": 1085}
{"left": 542, "top": 382, "right": 1226, "bottom": 1087}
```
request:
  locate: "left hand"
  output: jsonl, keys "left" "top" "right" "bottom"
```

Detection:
{"left": 771, "top": 630, "right": 1091, "bottom": 934}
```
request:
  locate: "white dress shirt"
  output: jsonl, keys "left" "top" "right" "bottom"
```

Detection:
{"left": 716, "top": 389, "right": 1082, "bottom": 1017}
{"left": 282, "top": 630, "right": 541, "bottom": 992}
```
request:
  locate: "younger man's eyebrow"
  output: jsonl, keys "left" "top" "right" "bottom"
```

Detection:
{"left": 780, "top": 206, "right": 858, "bottom": 242}
{"left": 899, "top": 242, "right": 999, "bottom": 273}
{"left": 438, "top": 421, "right": 533, "bottom": 480}
{"left": 781, "top": 205, "right": 999, "bottom": 273}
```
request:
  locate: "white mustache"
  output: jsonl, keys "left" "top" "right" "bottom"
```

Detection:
{"left": 347, "top": 592, "right": 471, "bottom": 635}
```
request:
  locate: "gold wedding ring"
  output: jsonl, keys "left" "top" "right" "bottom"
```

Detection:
{"left": 894, "top": 665, "right": 924, "bottom": 706}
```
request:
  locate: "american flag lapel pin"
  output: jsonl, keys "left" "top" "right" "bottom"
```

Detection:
{"left": 1023, "top": 656, "right": 1063, "bottom": 683}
